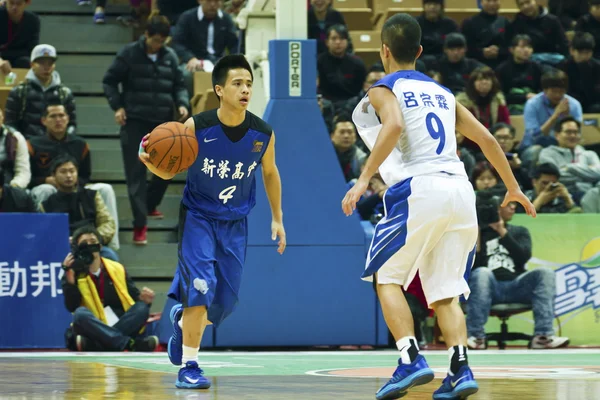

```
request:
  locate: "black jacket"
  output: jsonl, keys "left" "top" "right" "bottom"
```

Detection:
{"left": 558, "top": 57, "right": 600, "bottom": 112}
{"left": 0, "top": 7, "right": 40, "bottom": 62}
{"left": 495, "top": 59, "right": 543, "bottom": 107}
{"left": 172, "top": 7, "right": 239, "bottom": 63}
{"left": 42, "top": 187, "right": 97, "bottom": 234}
{"left": 425, "top": 55, "right": 484, "bottom": 94}
{"left": 416, "top": 15, "right": 459, "bottom": 57}
{"left": 317, "top": 52, "right": 367, "bottom": 103}
{"left": 102, "top": 37, "right": 189, "bottom": 124}
{"left": 575, "top": 14, "right": 600, "bottom": 59}
{"left": 474, "top": 224, "right": 532, "bottom": 281}
{"left": 507, "top": 8, "right": 568, "bottom": 55}
{"left": 0, "top": 184, "right": 37, "bottom": 213}
{"left": 462, "top": 11, "right": 510, "bottom": 68}
{"left": 157, "top": 0, "right": 198, "bottom": 25}
{"left": 308, "top": 6, "right": 350, "bottom": 56}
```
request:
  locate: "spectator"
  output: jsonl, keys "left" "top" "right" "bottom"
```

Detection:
{"left": 549, "top": 0, "right": 589, "bottom": 32}
{"left": 424, "top": 33, "right": 484, "bottom": 94}
{"left": 61, "top": 226, "right": 159, "bottom": 352}
{"left": 40, "top": 155, "right": 119, "bottom": 260}
{"left": 416, "top": 0, "right": 459, "bottom": 62}
{"left": 4, "top": 44, "right": 77, "bottom": 138}
{"left": 456, "top": 131, "right": 476, "bottom": 179}
{"left": 0, "top": 108, "right": 30, "bottom": 188}
{"left": 353, "top": 172, "right": 386, "bottom": 222}
{"left": 467, "top": 193, "right": 570, "bottom": 350}
{"left": 508, "top": 0, "right": 569, "bottom": 64}
{"left": 490, "top": 122, "right": 531, "bottom": 190}
{"left": 26, "top": 103, "right": 120, "bottom": 249}
{"left": 538, "top": 116, "right": 600, "bottom": 202}
{"left": 0, "top": 0, "right": 40, "bottom": 71}
{"left": 521, "top": 70, "right": 582, "bottom": 150}
{"left": 341, "top": 65, "right": 385, "bottom": 119}
{"left": 461, "top": 0, "right": 509, "bottom": 69}
{"left": 308, "top": 0, "right": 348, "bottom": 56}
{"left": 115, "top": 0, "right": 153, "bottom": 27}
{"left": 574, "top": 0, "right": 600, "bottom": 59}
{"left": 317, "top": 24, "right": 367, "bottom": 104}
{"left": 521, "top": 162, "right": 578, "bottom": 213}
{"left": 172, "top": 0, "right": 238, "bottom": 95}
{"left": 495, "top": 34, "right": 543, "bottom": 115}
{"left": 558, "top": 32, "right": 600, "bottom": 113}
{"left": 0, "top": 170, "right": 36, "bottom": 212}
{"left": 156, "top": 0, "right": 198, "bottom": 26}
{"left": 318, "top": 94, "right": 336, "bottom": 134}
{"left": 223, "top": 0, "right": 246, "bottom": 17}
{"left": 472, "top": 161, "right": 506, "bottom": 195}
{"left": 330, "top": 113, "right": 366, "bottom": 182}
{"left": 103, "top": 14, "right": 188, "bottom": 245}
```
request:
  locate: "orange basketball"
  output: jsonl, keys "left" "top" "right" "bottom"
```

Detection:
{"left": 146, "top": 121, "right": 198, "bottom": 174}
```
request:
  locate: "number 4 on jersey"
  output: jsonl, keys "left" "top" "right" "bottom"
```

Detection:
{"left": 219, "top": 186, "right": 237, "bottom": 204}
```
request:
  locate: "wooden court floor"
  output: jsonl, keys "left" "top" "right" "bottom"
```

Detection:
{"left": 0, "top": 350, "right": 599, "bottom": 399}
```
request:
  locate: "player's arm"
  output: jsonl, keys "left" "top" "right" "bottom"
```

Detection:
{"left": 342, "top": 86, "right": 404, "bottom": 215}
{"left": 455, "top": 102, "right": 536, "bottom": 216}
{"left": 138, "top": 118, "right": 195, "bottom": 180}
{"left": 261, "top": 132, "right": 286, "bottom": 254}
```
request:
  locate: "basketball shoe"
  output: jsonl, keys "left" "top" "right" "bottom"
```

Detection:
{"left": 375, "top": 354, "right": 434, "bottom": 400}
{"left": 168, "top": 303, "right": 184, "bottom": 365}
{"left": 433, "top": 365, "right": 479, "bottom": 399}
{"left": 175, "top": 361, "right": 211, "bottom": 389}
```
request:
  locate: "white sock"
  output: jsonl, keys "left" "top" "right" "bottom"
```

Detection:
{"left": 178, "top": 316, "right": 183, "bottom": 330}
{"left": 396, "top": 336, "right": 419, "bottom": 364}
{"left": 182, "top": 345, "right": 199, "bottom": 365}
{"left": 448, "top": 345, "right": 467, "bottom": 376}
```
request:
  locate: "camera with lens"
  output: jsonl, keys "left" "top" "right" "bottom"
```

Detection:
{"left": 69, "top": 242, "right": 101, "bottom": 274}
{"left": 476, "top": 191, "right": 501, "bottom": 226}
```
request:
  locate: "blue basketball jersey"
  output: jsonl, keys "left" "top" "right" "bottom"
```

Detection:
{"left": 182, "top": 109, "right": 272, "bottom": 220}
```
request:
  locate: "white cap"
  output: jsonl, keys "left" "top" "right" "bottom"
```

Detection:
{"left": 31, "top": 44, "right": 58, "bottom": 62}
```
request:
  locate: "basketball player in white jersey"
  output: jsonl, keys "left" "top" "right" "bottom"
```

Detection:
{"left": 342, "top": 13, "right": 536, "bottom": 400}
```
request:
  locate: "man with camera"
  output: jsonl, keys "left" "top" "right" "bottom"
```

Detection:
{"left": 522, "top": 163, "right": 578, "bottom": 213}
{"left": 466, "top": 191, "right": 569, "bottom": 350}
{"left": 61, "top": 225, "right": 158, "bottom": 352}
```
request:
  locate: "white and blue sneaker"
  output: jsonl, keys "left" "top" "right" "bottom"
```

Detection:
{"left": 175, "top": 361, "right": 211, "bottom": 389}
{"left": 167, "top": 303, "right": 184, "bottom": 365}
{"left": 433, "top": 365, "right": 479, "bottom": 399}
{"left": 375, "top": 354, "right": 435, "bottom": 400}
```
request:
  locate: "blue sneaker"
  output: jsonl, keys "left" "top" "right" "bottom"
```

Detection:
{"left": 167, "top": 304, "right": 183, "bottom": 366}
{"left": 433, "top": 366, "right": 479, "bottom": 399}
{"left": 175, "top": 361, "right": 211, "bottom": 389}
{"left": 375, "top": 355, "right": 435, "bottom": 400}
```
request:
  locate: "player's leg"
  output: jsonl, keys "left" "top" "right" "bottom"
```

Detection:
{"left": 166, "top": 206, "right": 217, "bottom": 389}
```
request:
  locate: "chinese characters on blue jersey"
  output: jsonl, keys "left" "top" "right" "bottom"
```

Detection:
{"left": 0, "top": 261, "right": 64, "bottom": 298}
{"left": 200, "top": 159, "right": 258, "bottom": 204}
{"left": 402, "top": 92, "right": 449, "bottom": 110}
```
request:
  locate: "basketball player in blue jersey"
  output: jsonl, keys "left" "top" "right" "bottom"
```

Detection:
{"left": 139, "top": 55, "right": 286, "bottom": 390}
{"left": 342, "top": 14, "right": 537, "bottom": 400}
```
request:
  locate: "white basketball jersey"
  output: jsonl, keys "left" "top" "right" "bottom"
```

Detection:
{"left": 352, "top": 70, "right": 466, "bottom": 186}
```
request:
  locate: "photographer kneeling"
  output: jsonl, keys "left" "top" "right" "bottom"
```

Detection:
{"left": 61, "top": 226, "right": 159, "bottom": 352}
{"left": 466, "top": 191, "right": 569, "bottom": 350}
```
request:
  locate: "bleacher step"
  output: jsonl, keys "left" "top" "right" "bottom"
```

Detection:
{"left": 76, "top": 96, "right": 120, "bottom": 136}
{"left": 30, "top": 0, "right": 129, "bottom": 14}
{"left": 116, "top": 194, "right": 182, "bottom": 222}
{"left": 118, "top": 243, "right": 178, "bottom": 278}
{"left": 119, "top": 229, "right": 177, "bottom": 244}
{"left": 119, "top": 218, "right": 179, "bottom": 230}
{"left": 59, "top": 55, "right": 115, "bottom": 94}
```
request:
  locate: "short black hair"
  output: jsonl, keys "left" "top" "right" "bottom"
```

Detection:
{"left": 533, "top": 163, "right": 561, "bottom": 180}
{"left": 42, "top": 103, "right": 66, "bottom": 118}
{"left": 571, "top": 31, "right": 595, "bottom": 51}
{"left": 146, "top": 12, "right": 171, "bottom": 37}
{"left": 50, "top": 154, "right": 79, "bottom": 175}
{"left": 511, "top": 34, "right": 532, "bottom": 47}
{"left": 490, "top": 122, "right": 516, "bottom": 137}
{"left": 72, "top": 225, "right": 102, "bottom": 247}
{"left": 381, "top": 13, "right": 422, "bottom": 64}
{"left": 326, "top": 24, "right": 349, "bottom": 40}
{"left": 541, "top": 70, "right": 568, "bottom": 90}
{"left": 555, "top": 116, "right": 581, "bottom": 133}
{"left": 212, "top": 55, "right": 254, "bottom": 96}
{"left": 444, "top": 32, "right": 466, "bottom": 49}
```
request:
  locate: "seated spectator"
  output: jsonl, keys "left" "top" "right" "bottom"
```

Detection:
{"left": 495, "top": 35, "right": 543, "bottom": 115}
{"left": 224, "top": 0, "right": 246, "bottom": 18}
{"left": 575, "top": 0, "right": 600, "bottom": 59}
{"left": 156, "top": 0, "right": 198, "bottom": 26}
{"left": 352, "top": 172, "right": 386, "bottom": 223}
{"left": 0, "top": 108, "right": 30, "bottom": 188}
{"left": 330, "top": 113, "right": 366, "bottom": 182}
{"left": 4, "top": 45, "right": 77, "bottom": 138}
{"left": 416, "top": 0, "right": 458, "bottom": 63}
{"left": 61, "top": 226, "right": 158, "bottom": 352}
{"left": 308, "top": 0, "right": 349, "bottom": 56}
{"left": 521, "top": 70, "right": 582, "bottom": 150}
{"left": 424, "top": 33, "right": 484, "bottom": 94}
{"left": 40, "top": 156, "right": 119, "bottom": 260}
{"left": 27, "top": 103, "right": 120, "bottom": 249}
{"left": 520, "top": 162, "right": 579, "bottom": 213}
{"left": 467, "top": 193, "right": 569, "bottom": 350}
{"left": 508, "top": 0, "right": 568, "bottom": 65}
{"left": 456, "top": 132, "right": 476, "bottom": 179}
{"left": 317, "top": 24, "right": 367, "bottom": 105}
{"left": 558, "top": 32, "right": 600, "bottom": 113}
{"left": 461, "top": 0, "right": 509, "bottom": 69}
{"left": 538, "top": 116, "right": 600, "bottom": 203}
{"left": 0, "top": 170, "right": 36, "bottom": 212}
{"left": 0, "top": 0, "right": 40, "bottom": 70}
{"left": 318, "top": 94, "right": 335, "bottom": 134}
{"left": 549, "top": 0, "right": 589, "bottom": 32}
{"left": 491, "top": 123, "right": 531, "bottom": 190}
{"left": 172, "top": 0, "right": 238, "bottom": 95}
{"left": 341, "top": 65, "right": 386, "bottom": 118}
{"left": 472, "top": 161, "right": 506, "bottom": 196}
{"left": 103, "top": 14, "right": 188, "bottom": 245}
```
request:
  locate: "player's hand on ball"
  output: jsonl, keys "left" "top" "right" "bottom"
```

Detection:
{"left": 271, "top": 221, "right": 286, "bottom": 255}
{"left": 178, "top": 106, "right": 189, "bottom": 122}
{"left": 502, "top": 189, "right": 537, "bottom": 218}
{"left": 138, "top": 133, "right": 151, "bottom": 165}
{"left": 342, "top": 178, "right": 369, "bottom": 216}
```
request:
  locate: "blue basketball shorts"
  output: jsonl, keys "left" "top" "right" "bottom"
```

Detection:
{"left": 167, "top": 204, "right": 248, "bottom": 327}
